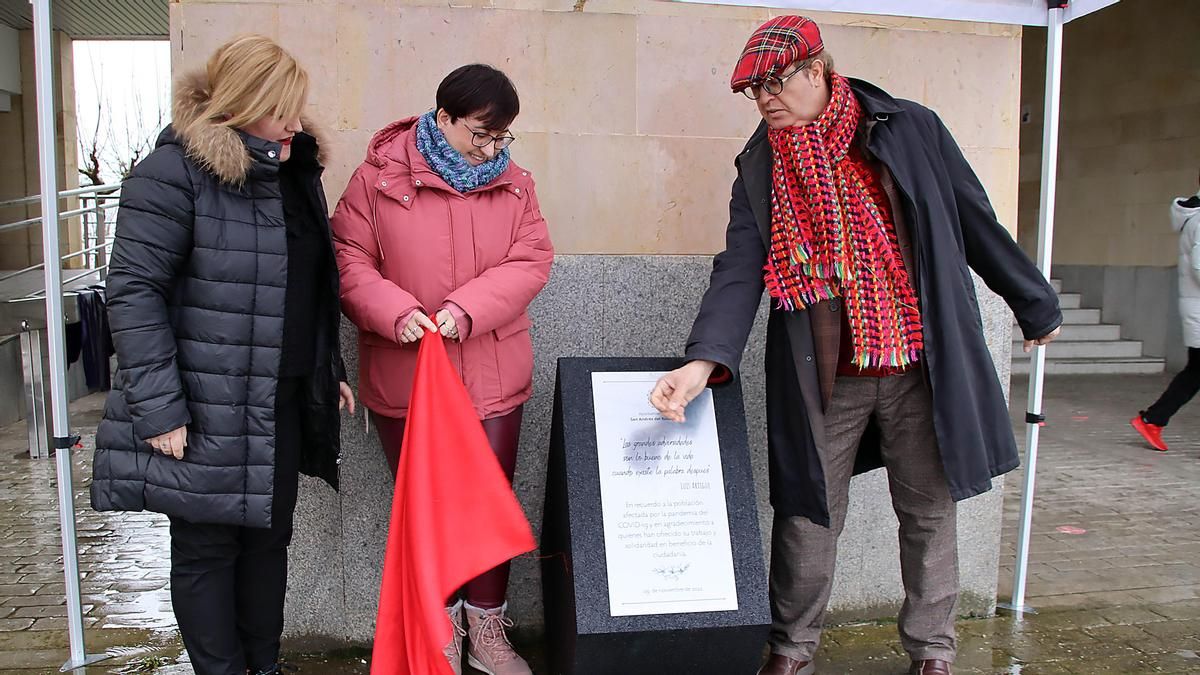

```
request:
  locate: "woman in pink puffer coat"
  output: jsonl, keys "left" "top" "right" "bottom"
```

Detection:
{"left": 331, "top": 64, "right": 552, "bottom": 675}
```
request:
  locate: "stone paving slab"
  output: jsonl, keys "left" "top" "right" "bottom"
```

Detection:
{"left": 0, "top": 394, "right": 178, "bottom": 673}
{"left": 1000, "top": 375, "right": 1200, "bottom": 613}
{"left": 0, "top": 374, "right": 1198, "bottom": 673}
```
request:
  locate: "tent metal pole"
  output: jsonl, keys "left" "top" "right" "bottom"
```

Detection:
{"left": 1000, "top": 3, "right": 1066, "bottom": 618}
{"left": 29, "top": 0, "right": 110, "bottom": 668}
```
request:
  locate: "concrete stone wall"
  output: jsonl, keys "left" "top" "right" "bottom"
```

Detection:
{"left": 172, "top": 0, "right": 1025, "bottom": 644}
{"left": 1018, "top": 0, "right": 1200, "bottom": 267}
{"left": 172, "top": 2, "right": 1023, "bottom": 257}
{"left": 0, "top": 30, "right": 88, "bottom": 432}
{"left": 0, "top": 29, "right": 80, "bottom": 270}
{"left": 1018, "top": 2, "right": 1200, "bottom": 379}
{"left": 287, "top": 256, "right": 1013, "bottom": 643}
{"left": 1055, "top": 264, "right": 1187, "bottom": 371}
{"left": 0, "top": 27, "right": 28, "bottom": 265}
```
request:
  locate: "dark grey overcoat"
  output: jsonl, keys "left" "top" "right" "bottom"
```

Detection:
{"left": 685, "top": 79, "right": 1062, "bottom": 526}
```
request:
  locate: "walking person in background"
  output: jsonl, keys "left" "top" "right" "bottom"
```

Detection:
{"left": 1132, "top": 171, "right": 1200, "bottom": 451}
{"left": 332, "top": 64, "right": 553, "bottom": 675}
{"left": 90, "top": 35, "right": 353, "bottom": 675}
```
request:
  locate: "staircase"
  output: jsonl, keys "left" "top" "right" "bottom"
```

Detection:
{"left": 1011, "top": 279, "right": 1166, "bottom": 375}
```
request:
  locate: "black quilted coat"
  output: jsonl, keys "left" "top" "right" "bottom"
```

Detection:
{"left": 91, "top": 73, "right": 344, "bottom": 528}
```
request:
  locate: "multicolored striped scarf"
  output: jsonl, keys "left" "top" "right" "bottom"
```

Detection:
{"left": 414, "top": 111, "right": 510, "bottom": 193}
{"left": 765, "top": 74, "right": 923, "bottom": 369}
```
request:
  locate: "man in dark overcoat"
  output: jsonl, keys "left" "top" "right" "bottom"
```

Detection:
{"left": 650, "top": 16, "right": 1062, "bottom": 675}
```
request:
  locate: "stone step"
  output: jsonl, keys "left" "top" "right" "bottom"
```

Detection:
{"left": 1062, "top": 308, "right": 1101, "bottom": 324}
{"left": 1013, "top": 308, "right": 1100, "bottom": 326}
{"left": 1011, "top": 357, "right": 1165, "bottom": 375}
{"left": 1057, "top": 323, "right": 1121, "bottom": 341}
{"left": 1011, "top": 339, "right": 1145, "bottom": 360}
{"left": 1008, "top": 279, "right": 1159, "bottom": 374}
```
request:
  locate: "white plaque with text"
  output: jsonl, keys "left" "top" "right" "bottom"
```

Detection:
{"left": 591, "top": 371, "right": 739, "bottom": 617}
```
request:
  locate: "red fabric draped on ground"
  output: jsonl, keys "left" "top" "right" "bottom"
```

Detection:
{"left": 371, "top": 331, "right": 536, "bottom": 674}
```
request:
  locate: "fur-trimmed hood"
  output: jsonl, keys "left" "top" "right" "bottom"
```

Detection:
{"left": 166, "top": 70, "right": 326, "bottom": 184}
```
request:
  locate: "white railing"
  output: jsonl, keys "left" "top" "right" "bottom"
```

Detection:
{"left": 0, "top": 183, "right": 121, "bottom": 297}
{"left": 0, "top": 183, "right": 121, "bottom": 462}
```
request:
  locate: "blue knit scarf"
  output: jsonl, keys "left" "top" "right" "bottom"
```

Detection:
{"left": 414, "top": 111, "right": 510, "bottom": 193}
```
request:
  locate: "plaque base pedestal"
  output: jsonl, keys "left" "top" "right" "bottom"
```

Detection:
{"left": 542, "top": 357, "right": 770, "bottom": 675}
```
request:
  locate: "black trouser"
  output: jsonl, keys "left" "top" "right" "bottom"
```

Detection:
{"left": 1144, "top": 347, "right": 1200, "bottom": 427}
{"left": 169, "top": 376, "right": 304, "bottom": 675}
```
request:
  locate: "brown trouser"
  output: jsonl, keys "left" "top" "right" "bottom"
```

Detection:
{"left": 769, "top": 369, "right": 958, "bottom": 663}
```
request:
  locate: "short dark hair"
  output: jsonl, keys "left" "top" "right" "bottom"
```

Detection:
{"left": 436, "top": 64, "right": 520, "bottom": 131}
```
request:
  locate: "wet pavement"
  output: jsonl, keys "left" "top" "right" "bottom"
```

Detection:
{"left": 0, "top": 394, "right": 179, "bottom": 673}
{"left": 0, "top": 374, "right": 1198, "bottom": 673}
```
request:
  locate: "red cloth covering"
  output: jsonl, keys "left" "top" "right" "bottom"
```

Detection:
{"left": 371, "top": 331, "right": 536, "bottom": 675}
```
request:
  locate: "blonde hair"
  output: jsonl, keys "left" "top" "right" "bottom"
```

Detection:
{"left": 196, "top": 35, "right": 309, "bottom": 130}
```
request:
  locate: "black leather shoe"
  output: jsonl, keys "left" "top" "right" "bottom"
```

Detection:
{"left": 250, "top": 663, "right": 296, "bottom": 675}
{"left": 909, "top": 659, "right": 952, "bottom": 675}
{"left": 757, "top": 653, "right": 816, "bottom": 675}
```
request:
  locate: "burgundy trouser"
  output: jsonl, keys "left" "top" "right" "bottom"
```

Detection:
{"left": 371, "top": 405, "right": 523, "bottom": 609}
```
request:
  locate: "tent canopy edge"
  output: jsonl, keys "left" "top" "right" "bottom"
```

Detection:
{"left": 666, "top": 0, "right": 1120, "bottom": 26}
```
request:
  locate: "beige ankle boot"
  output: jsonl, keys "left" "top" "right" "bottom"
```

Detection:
{"left": 464, "top": 602, "right": 531, "bottom": 675}
{"left": 444, "top": 600, "right": 466, "bottom": 675}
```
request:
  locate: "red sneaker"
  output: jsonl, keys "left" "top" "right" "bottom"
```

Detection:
{"left": 1130, "top": 416, "right": 1169, "bottom": 451}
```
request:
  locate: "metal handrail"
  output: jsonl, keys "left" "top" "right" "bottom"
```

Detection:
{"left": 0, "top": 267, "right": 38, "bottom": 284}
{"left": 23, "top": 266, "right": 108, "bottom": 299}
{"left": 0, "top": 183, "right": 121, "bottom": 209}
{"left": 1, "top": 184, "right": 121, "bottom": 299}
{"left": 65, "top": 242, "right": 112, "bottom": 259}
{"left": 0, "top": 202, "right": 119, "bottom": 234}
{"left": 0, "top": 215, "right": 43, "bottom": 234}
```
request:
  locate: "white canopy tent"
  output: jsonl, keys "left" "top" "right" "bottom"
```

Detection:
{"left": 675, "top": 0, "right": 1119, "bottom": 25}
{"left": 26, "top": 0, "right": 1117, "bottom": 670}
{"left": 670, "top": 0, "right": 1120, "bottom": 615}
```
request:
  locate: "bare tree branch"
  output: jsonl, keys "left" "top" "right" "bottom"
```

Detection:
{"left": 76, "top": 43, "right": 169, "bottom": 185}
{"left": 77, "top": 56, "right": 107, "bottom": 187}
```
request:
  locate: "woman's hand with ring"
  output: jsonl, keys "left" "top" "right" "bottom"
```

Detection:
{"left": 435, "top": 309, "right": 460, "bottom": 341}
{"left": 396, "top": 311, "right": 437, "bottom": 344}
{"left": 147, "top": 426, "right": 188, "bottom": 459}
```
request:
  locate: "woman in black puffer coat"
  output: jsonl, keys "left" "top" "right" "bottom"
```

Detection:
{"left": 90, "top": 35, "right": 353, "bottom": 675}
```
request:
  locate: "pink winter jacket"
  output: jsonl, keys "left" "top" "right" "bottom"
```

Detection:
{"left": 331, "top": 117, "right": 554, "bottom": 419}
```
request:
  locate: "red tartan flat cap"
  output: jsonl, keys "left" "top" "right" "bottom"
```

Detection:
{"left": 730, "top": 15, "right": 824, "bottom": 92}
